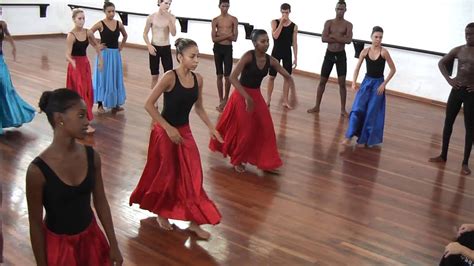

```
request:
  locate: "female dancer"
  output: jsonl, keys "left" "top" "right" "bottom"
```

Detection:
{"left": 209, "top": 29, "right": 295, "bottom": 173}
{"left": 66, "top": 9, "right": 103, "bottom": 133}
{"left": 129, "top": 38, "right": 223, "bottom": 240}
{"left": 342, "top": 26, "right": 396, "bottom": 146}
{"left": 26, "top": 88, "right": 122, "bottom": 266}
{"left": 0, "top": 20, "right": 35, "bottom": 135}
{"left": 440, "top": 223, "right": 474, "bottom": 265}
{"left": 91, "top": 1, "right": 128, "bottom": 114}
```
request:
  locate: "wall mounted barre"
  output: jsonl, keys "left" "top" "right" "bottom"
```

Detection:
{"left": 67, "top": 4, "right": 255, "bottom": 39}
{"left": 298, "top": 30, "right": 446, "bottom": 58}
{"left": 0, "top": 3, "right": 49, "bottom": 18}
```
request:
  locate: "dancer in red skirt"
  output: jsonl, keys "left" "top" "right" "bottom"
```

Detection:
{"left": 26, "top": 89, "right": 122, "bottom": 266}
{"left": 209, "top": 29, "right": 295, "bottom": 173}
{"left": 129, "top": 38, "right": 223, "bottom": 239}
{"left": 66, "top": 9, "right": 103, "bottom": 134}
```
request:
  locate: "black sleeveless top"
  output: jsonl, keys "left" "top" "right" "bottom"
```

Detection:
{"left": 239, "top": 51, "right": 270, "bottom": 89}
{"left": 272, "top": 20, "right": 295, "bottom": 52}
{"left": 100, "top": 21, "right": 120, "bottom": 49}
{"left": 161, "top": 70, "right": 199, "bottom": 127}
{"left": 32, "top": 146, "right": 95, "bottom": 235}
{"left": 71, "top": 31, "right": 89, "bottom": 56}
{"left": 365, "top": 48, "right": 386, "bottom": 78}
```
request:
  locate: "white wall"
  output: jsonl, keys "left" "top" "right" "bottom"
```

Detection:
{"left": 2, "top": 0, "right": 473, "bottom": 103}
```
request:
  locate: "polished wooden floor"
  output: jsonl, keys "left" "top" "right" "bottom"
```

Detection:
{"left": 1, "top": 36, "right": 473, "bottom": 265}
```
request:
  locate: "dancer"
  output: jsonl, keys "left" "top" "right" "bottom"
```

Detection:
{"left": 429, "top": 22, "right": 474, "bottom": 175}
{"left": 26, "top": 88, "right": 122, "bottom": 266}
{"left": 66, "top": 9, "right": 103, "bottom": 133}
{"left": 209, "top": 29, "right": 295, "bottom": 173}
{"left": 144, "top": 0, "right": 177, "bottom": 91}
{"left": 0, "top": 20, "right": 35, "bottom": 135}
{"left": 341, "top": 26, "right": 396, "bottom": 147}
{"left": 440, "top": 223, "right": 474, "bottom": 265}
{"left": 91, "top": 1, "right": 128, "bottom": 114}
{"left": 307, "top": 0, "right": 353, "bottom": 116}
{"left": 129, "top": 38, "right": 223, "bottom": 240}
{"left": 211, "top": 0, "right": 238, "bottom": 112}
{"left": 266, "top": 3, "right": 298, "bottom": 109}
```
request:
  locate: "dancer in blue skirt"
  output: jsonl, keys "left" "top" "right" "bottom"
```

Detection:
{"left": 0, "top": 20, "right": 35, "bottom": 135}
{"left": 342, "top": 26, "right": 396, "bottom": 146}
{"left": 91, "top": 1, "right": 128, "bottom": 114}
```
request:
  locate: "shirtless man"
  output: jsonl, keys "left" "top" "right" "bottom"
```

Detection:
{"left": 144, "top": 0, "right": 177, "bottom": 90}
{"left": 430, "top": 23, "right": 474, "bottom": 175}
{"left": 307, "top": 0, "right": 352, "bottom": 116}
{"left": 212, "top": 0, "right": 238, "bottom": 111}
{"left": 266, "top": 3, "right": 298, "bottom": 109}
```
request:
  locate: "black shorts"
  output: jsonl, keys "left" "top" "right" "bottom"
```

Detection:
{"left": 149, "top": 45, "right": 173, "bottom": 76}
{"left": 213, "top": 43, "right": 233, "bottom": 76}
{"left": 269, "top": 48, "right": 292, "bottom": 77}
{"left": 320, "top": 49, "right": 347, "bottom": 78}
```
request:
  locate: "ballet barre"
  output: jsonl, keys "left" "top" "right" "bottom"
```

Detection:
{"left": 0, "top": 3, "right": 49, "bottom": 18}
{"left": 298, "top": 30, "right": 446, "bottom": 58}
{"left": 67, "top": 4, "right": 255, "bottom": 39}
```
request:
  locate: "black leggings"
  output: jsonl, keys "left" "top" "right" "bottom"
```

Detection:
{"left": 439, "top": 231, "right": 474, "bottom": 265}
{"left": 441, "top": 88, "right": 474, "bottom": 165}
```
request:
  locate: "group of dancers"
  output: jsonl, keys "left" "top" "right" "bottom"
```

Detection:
{"left": 0, "top": 0, "right": 471, "bottom": 264}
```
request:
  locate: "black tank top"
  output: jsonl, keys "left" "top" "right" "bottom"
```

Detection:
{"left": 32, "top": 146, "right": 95, "bottom": 235}
{"left": 100, "top": 21, "right": 120, "bottom": 49}
{"left": 365, "top": 48, "right": 386, "bottom": 78}
{"left": 71, "top": 31, "right": 89, "bottom": 56}
{"left": 239, "top": 51, "right": 270, "bottom": 89}
{"left": 272, "top": 20, "right": 295, "bottom": 52}
{"left": 161, "top": 70, "right": 199, "bottom": 127}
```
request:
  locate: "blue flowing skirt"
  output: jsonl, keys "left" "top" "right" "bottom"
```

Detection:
{"left": 92, "top": 48, "right": 126, "bottom": 108}
{"left": 0, "top": 55, "right": 35, "bottom": 135}
{"left": 345, "top": 75, "right": 385, "bottom": 145}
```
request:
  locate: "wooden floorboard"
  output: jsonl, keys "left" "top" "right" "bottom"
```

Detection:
{"left": 1, "top": 36, "right": 473, "bottom": 265}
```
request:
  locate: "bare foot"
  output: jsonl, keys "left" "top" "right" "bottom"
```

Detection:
{"left": 189, "top": 222, "right": 211, "bottom": 240}
{"left": 98, "top": 106, "right": 105, "bottom": 114}
{"left": 157, "top": 216, "right": 173, "bottom": 230}
{"left": 282, "top": 102, "right": 293, "bottom": 109}
{"left": 341, "top": 110, "right": 349, "bottom": 117}
{"left": 429, "top": 156, "right": 446, "bottom": 163}
{"left": 307, "top": 106, "right": 320, "bottom": 113}
{"left": 86, "top": 125, "right": 95, "bottom": 134}
{"left": 341, "top": 138, "right": 351, "bottom": 146}
{"left": 234, "top": 164, "right": 246, "bottom": 173}
{"left": 461, "top": 164, "right": 471, "bottom": 175}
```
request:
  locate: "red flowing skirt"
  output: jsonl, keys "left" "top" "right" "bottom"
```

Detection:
{"left": 129, "top": 124, "right": 221, "bottom": 225}
{"left": 66, "top": 56, "right": 94, "bottom": 121}
{"left": 45, "top": 218, "right": 110, "bottom": 266}
{"left": 209, "top": 87, "right": 282, "bottom": 170}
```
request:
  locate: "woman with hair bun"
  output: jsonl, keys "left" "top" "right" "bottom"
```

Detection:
{"left": 209, "top": 29, "right": 295, "bottom": 174}
{"left": 26, "top": 88, "right": 122, "bottom": 266}
{"left": 91, "top": 1, "right": 128, "bottom": 114}
{"left": 342, "top": 26, "right": 396, "bottom": 147}
{"left": 129, "top": 38, "right": 223, "bottom": 240}
{"left": 0, "top": 20, "right": 35, "bottom": 135}
{"left": 66, "top": 9, "right": 103, "bottom": 133}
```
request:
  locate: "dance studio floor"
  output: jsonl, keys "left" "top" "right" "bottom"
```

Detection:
{"left": 1, "top": 36, "right": 473, "bottom": 265}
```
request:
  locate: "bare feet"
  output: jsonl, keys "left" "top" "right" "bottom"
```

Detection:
{"left": 461, "top": 164, "right": 471, "bottom": 175}
{"left": 307, "top": 106, "right": 320, "bottom": 114}
{"left": 282, "top": 102, "right": 293, "bottom": 109}
{"left": 429, "top": 156, "right": 446, "bottom": 163}
{"left": 86, "top": 125, "right": 95, "bottom": 134}
{"left": 189, "top": 222, "right": 211, "bottom": 240}
{"left": 157, "top": 216, "right": 173, "bottom": 230}
{"left": 234, "top": 164, "right": 246, "bottom": 173}
{"left": 98, "top": 106, "right": 105, "bottom": 114}
{"left": 341, "top": 110, "right": 349, "bottom": 117}
{"left": 341, "top": 138, "right": 351, "bottom": 146}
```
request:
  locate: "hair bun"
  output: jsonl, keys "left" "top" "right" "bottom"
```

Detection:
{"left": 38, "top": 91, "right": 53, "bottom": 113}
{"left": 174, "top": 38, "right": 183, "bottom": 47}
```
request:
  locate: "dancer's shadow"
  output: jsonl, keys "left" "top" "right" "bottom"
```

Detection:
{"left": 127, "top": 217, "right": 219, "bottom": 265}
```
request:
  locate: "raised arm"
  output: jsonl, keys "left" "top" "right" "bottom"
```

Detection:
{"left": 92, "top": 150, "right": 123, "bottom": 265}
{"left": 26, "top": 164, "right": 47, "bottom": 266}
{"left": 271, "top": 19, "right": 284, "bottom": 40}
{"left": 118, "top": 21, "right": 128, "bottom": 51}
{"left": 439, "top": 46, "right": 461, "bottom": 88}
{"left": 168, "top": 13, "right": 177, "bottom": 37}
